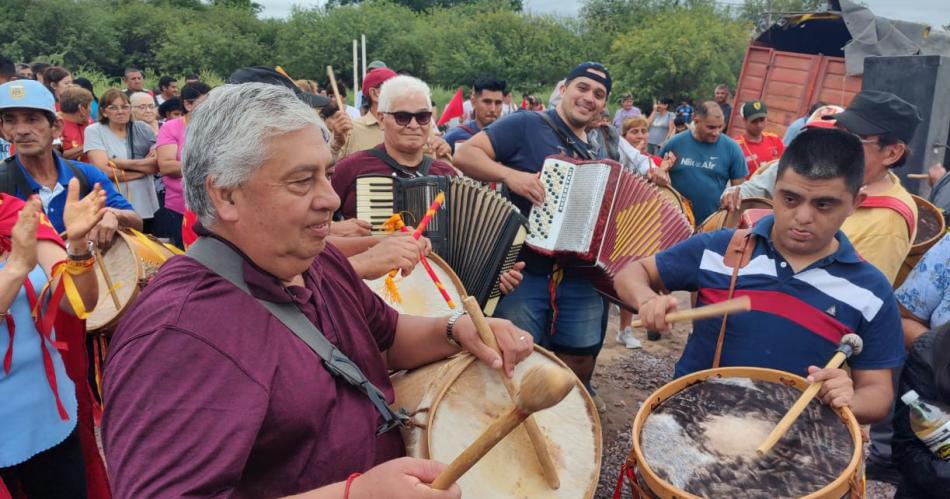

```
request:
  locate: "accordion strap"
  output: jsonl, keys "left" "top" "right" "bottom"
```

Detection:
{"left": 367, "top": 146, "right": 434, "bottom": 177}
{"left": 712, "top": 229, "right": 756, "bottom": 369}
{"left": 535, "top": 111, "right": 596, "bottom": 161}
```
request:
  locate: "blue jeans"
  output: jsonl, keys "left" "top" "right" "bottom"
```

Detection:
{"left": 494, "top": 271, "right": 606, "bottom": 356}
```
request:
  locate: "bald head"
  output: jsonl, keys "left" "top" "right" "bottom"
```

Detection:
{"left": 692, "top": 101, "right": 724, "bottom": 143}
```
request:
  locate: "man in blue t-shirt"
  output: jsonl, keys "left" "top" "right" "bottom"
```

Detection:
{"left": 616, "top": 128, "right": 904, "bottom": 424}
{"left": 659, "top": 101, "right": 747, "bottom": 224}
{"left": 443, "top": 77, "right": 506, "bottom": 153}
{"left": 454, "top": 62, "right": 613, "bottom": 398}
{"left": 0, "top": 80, "right": 140, "bottom": 246}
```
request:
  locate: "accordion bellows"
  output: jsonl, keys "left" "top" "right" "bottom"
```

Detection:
{"left": 356, "top": 175, "right": 528, "bottom": 316}
{"left": 527, "top": 156, "right": 693, "bottom": 299}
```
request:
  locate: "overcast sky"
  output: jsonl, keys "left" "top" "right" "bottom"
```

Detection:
{"left": 256, "top": 0, "right": 950, "bottom": 28}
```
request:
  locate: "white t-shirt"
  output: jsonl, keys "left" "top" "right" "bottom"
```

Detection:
{"left": 83, "top": 121, "right": 160, "bottom": 219}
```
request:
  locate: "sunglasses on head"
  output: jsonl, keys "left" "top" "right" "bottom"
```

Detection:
{"left": 385, "top": 111, "right": 432, "bottom": 126}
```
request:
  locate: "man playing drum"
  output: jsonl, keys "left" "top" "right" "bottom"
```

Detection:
{"left": 616, "top": 128, "right": 904, "bottom": 424}
{"left": 102, "top": 83, "right": 534, "bottom": 498}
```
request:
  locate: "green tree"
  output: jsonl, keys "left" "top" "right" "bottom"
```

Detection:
{"left": 608, "top": 4, "right": 750, "bottom": 104}
{"left": 738, "top": 0, "right": 823, "bottom": 26}
{"left": 154, "top": 4, "right": 271, "bottom": 75}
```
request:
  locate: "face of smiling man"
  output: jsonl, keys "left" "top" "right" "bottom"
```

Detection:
{"left": 557, "top": 72, "right": 608, "bottom": 132}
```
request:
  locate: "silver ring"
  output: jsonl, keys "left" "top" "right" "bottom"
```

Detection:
{"left": 519, "top": 335, "right": 527, "bottom": 341}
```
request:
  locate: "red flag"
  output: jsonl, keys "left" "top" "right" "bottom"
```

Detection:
{"left": 438, "top": 87, "right": 465, "bottom": 126}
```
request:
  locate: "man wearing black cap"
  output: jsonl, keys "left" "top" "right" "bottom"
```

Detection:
{"left": 454, "top": 62, "right": 614, "bottom": 405}
{"left": 829, "top": 90, "right": 922, "bottom": 285}
{"left": 735, "top": 99, "right": 784, "bottom": 177}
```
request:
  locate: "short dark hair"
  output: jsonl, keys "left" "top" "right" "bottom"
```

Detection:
{"left": 473, "top": 78, "right": 506, "bottom": 96}
{"left": 158, "top": 97, "right": 181, "bottom": 119}
{"left": 185, "top": 73, "right": 200, "bottom": 81}
{"left": 329, "top": 78, "right": 347, "bottom": 97}
{"left": 876, "top": 132, "right": 912, "bottom": 168}
{"left": 73, "top": 77, "right": 97, "bottom": 99}
{"left": 674, "top": 116, "right": 687, "bottom": 127}
{"left": 660, "top": 97, "right": 674, "bottom": 106}
{"left": 777, "top": 128, "right": 864, "bottom": 196}
{"left": 0, "top": 56, "right": 15, "bottom": 80}
{"left": 30, "top": 62, "right": 51, "bottom": 78}
{"left": 159, "top": 76, "right": 177, "bottom": 91}
{"left": 124, "top": 67, "right": 143, "bottom": 78}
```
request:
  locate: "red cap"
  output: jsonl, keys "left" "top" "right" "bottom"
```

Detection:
{"left": 362, "top": 68, "right": 397, "bottom": 97}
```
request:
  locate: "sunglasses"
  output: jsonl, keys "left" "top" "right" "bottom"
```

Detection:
{"left": 385, "top": 111, "right": 432, "bottom": 127}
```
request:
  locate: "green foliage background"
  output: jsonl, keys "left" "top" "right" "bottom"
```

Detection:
{"left": 0, "top": 0, "right": 818, "bottom": 109}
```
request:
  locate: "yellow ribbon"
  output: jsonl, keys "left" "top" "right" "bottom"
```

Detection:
{"left": 129, "top": 228, "right": 174, "bottom": 262}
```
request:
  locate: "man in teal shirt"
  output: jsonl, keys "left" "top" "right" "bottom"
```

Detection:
{"left": 659, "top": 101, "right": 747, "bottom": 223}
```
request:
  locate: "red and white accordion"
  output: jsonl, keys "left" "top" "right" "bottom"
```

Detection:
{"left": 527, "top": 156, "right": 694, "bottom": 301}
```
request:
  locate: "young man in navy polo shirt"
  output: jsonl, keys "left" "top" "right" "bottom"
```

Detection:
{"left": 443, "top": 77, "right": 505, "bottom": 153}
{"left": 616, "top": 128, "right": 904, "bottom": 424}
{"left": 454, "top": 62, "right": 613, "bottom": 402}
{"left": 0, "top": 80, "right": 140, "bottom": 247}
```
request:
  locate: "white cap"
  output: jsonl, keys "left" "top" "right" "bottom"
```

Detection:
{"left": 901, "top": 390, "right": 920, "bottom": 405}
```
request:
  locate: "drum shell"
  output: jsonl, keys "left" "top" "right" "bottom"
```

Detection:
{"left": 86, "top": 230, "right": 177, "bottom": 334}
{"left": 630, "top": 367, "right": 863, "bottom": 499}
{"left": 895, "top": 195, "right": 946, "bottom": 288}
{"left": 391, "top": 347, "right": 603, "bottom": 498}
{"left": 698, "top": 198, "right": 773, "bottom": 233}
{"left": 656, "top": 185, "right": 696, "bottom": 230}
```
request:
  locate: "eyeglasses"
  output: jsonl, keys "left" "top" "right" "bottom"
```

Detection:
{"left": 106, "top": 105, "right": 131, "bottom": 112}
{"left": 384, "top": 111, "right": 432, "bottom": 127}
{"left": 133, "top": 104, "right": 156, "bottom": 110}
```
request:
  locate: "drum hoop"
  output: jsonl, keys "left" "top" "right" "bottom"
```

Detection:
{"left": 911, "top": 194, "right": 947, "bottom": 249}
{"left": 423, "top": 346, "right": 603, "bottom": 499}
{"left": 631, "top": 366, "right": 862, "bottom": 499}
{"left": 657, "top": 185, "right": 696, "bottom": 232}
{"left": 425, "top": 252, "right": 468, "bottom": 299}
{"left": 88, "top": 229, "right": 175, "bottom": 333}
{"left": 699, "top": 197, "right": 774, "bottom": 233}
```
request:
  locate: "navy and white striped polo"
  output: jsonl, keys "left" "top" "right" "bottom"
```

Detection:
{"left": 655, "top": 215, "right": 904, "bottom": 378}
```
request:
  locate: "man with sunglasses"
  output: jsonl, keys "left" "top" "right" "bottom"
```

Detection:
{"left": 453, "top": 62, "right": 614, "bottom": 404}
{"left": 331, "top": 75, "right": 457, "bottom": 220}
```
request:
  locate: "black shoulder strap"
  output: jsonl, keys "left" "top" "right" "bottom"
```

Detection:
{"left": 63, "top": 160, "right": 91, "bottom": 198}
{"left": 0, "top": 156, "right": 35, "bottom": 197}
{"left": 535, "top": 111, "right": 596, "bottom": 161}
{"left": 367, "top": 147, "right": 434, "bottom": 177}
{"left": 186, "top": 236, "right": 409, "bottom": 435}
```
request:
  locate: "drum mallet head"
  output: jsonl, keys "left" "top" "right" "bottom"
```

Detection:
{"left": 757, "top": 333, "right": 863, "bottom": 456}
{"left": 836, "top": 334, "right": 863, "bottom": 358}
{"left": 431, "top": 365, "right": 574, "bottom": 490}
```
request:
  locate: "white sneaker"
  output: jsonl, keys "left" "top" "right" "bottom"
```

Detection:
{"left": 616, "top": 327, "right": 642, "bottom": 349}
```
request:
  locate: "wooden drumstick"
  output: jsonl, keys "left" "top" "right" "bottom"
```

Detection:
{"left": 94, "top": 247, "right": 122, "bottom": 310}
{"left": 430, "top": 364, "right": 574, "bottom": 491}
{"left": 326, "top": 66, "right": 352, "bottom": 156}
{"left": 461, "top": 296, "right": 561, "bottom": 489}
{"left": 756, "top": 333, "right": 864, "bottom": 456}
{"left": 629, "top": 296, "right": 751, "bottom": 329}
{"left": 907, "top": 173, "right": 930, "bottom": 180}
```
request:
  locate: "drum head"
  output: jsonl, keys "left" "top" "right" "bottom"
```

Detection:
{"left": 364, "top": 253, "right": 465, "bottom": 317}
{"left": 426, "top": 351, "right": 602, "bottom": 498}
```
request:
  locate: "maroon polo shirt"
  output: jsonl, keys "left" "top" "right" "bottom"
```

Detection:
{"left": 102, "top": 236, "right": 403, "bottom": 498}
{"left": 331, "top": 144, "right": 457, "bottom": 219}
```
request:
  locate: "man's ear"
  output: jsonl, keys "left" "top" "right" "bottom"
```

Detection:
{"left": 849, "top": 188, "right": 868, "bottom": 216}
{"left": 882, "top": 142, "right": 907, "bottom": 168}
{"left": 205, "top": 176, "right": 240, "bottom": 223}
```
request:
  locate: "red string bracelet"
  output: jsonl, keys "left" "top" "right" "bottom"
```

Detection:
{"left": 343, "top": 472, "right": 361, "bottom": 499}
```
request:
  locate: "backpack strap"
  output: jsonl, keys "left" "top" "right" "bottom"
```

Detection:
{"left": 63, "top": 160, "right": 91, "bottom": 198}
{"left": 712, "top": 228, "right": 756, "bottom": 368}
{"left": 366, "top": 146, "right": 434, "bottom": 177}
{"left": 457, "top": 123, "right": 477, "bottom": 136}
{"left": 860, "top": 195, "right": 915, "bottom": 239}
{"left": 0, "top": 155, "right": 91, "bottom": 199}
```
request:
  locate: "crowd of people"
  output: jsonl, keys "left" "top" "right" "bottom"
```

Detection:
{"left": 0, "top": 51, "right": 949, "bottom": 499}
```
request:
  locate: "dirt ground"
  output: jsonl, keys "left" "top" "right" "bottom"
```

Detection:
{"left": 590, "top": 293, "right": 896, "bottom": 498}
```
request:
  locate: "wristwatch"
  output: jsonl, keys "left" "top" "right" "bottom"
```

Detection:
{"left": 445, "top": 310, "right": 466, "bottom": 348}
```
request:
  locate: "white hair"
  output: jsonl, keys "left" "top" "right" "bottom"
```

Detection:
{"left": 129, "top": 92, "right": 152, "bottom": 105}
{"left": 377, "top": 75, "right": 432, "bottom": 113}
{"left": 182, "top": 83, "right": 323, "bottom": 226}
